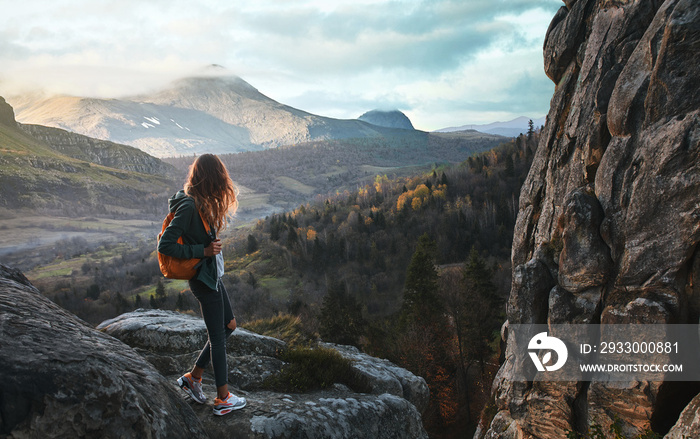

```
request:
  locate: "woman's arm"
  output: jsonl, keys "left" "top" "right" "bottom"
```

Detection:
{"left": 157, "top": 200, "right": 205, "bottom": 259}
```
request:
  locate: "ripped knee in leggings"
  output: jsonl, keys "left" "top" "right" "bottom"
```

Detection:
{"left": 226, "top": 318, "right": 236, "bottom": 331}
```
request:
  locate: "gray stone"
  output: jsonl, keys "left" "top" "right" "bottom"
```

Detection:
{"left": 191, "top": 390, "right": 428, "bottom": 439}
{"left": 0, "top": 264, "right": 207, "bottom": 438}
{"left": 99, "top": 308, "right": 429, "bottom": 438}
{"left": 601, "top": 286, "right": 680, "bottom": 324}
{"left": 548, "top": 285, "right": 603, "bottom": 324}
{"left": 97, "top": 308, "right": 286, "bottom": 357}
{"left": 665, "top": 392, "right": 700, "bottom": 438}
{"left": 557, "top": 186, "right": 612, "bottom": 293}
{"left": 507, "top": 258, "right": 554, "bottom": 324}
{"left": 321, "top": 342, "right": 430, "bottom": 414}
{"left": 228, "top": 355, "right": 284, "bottom": 391}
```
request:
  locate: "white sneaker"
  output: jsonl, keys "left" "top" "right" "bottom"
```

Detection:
{"left": 177, "top": 373, "right": 207, "bottom": 404}
{"left": 213, "top": 392, "right": 247, "bottom": 416}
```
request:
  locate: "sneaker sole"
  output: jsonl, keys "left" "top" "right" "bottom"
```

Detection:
{"left": 177, "top": 377, "right": 206, "bottom": 404}
{"left": 213, "top": 400, "right": 246, "bottom": 416}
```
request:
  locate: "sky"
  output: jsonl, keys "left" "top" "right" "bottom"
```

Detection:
{"left": 0, "top": 0, "right": 563, "bottom": 131}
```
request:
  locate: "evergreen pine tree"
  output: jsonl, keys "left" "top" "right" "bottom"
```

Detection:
{"left": 319, "top": 279, "right": 366, "bottom": 346}
{"left": 462, "top": 247, "right": 501, "bottom": 370}
{"left": 246, "top": 234, "right": 259, "bottom": 254}
{"left": 156, "top": 278, "right": 166, "bottom": 304}
{"left": 400, "top": 234, "right": 441, "bottom": 324}
{"left": 176, "top": 292, "right": 185, "bottom": 310}
{"left": 505, "top": 154, "right": 515, "bottom": 177}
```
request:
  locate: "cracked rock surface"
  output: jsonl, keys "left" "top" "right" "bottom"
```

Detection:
{"left": 480, "top": 0, "right": 700, "bottom": 438}
{"left": 98, "top": 309, "right": 430, "bottom": 439}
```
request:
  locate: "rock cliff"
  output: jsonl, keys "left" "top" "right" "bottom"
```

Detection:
{"left": 0, "top": 97, "right": 16, "bottom": 127}
{"left": 0, "top": 265, "right": 428, "bottom": 438}
{"left": 480, "top": 0, "right": 699, "bottom": 438}
{"left": 19, "top": 123, "right": 176, "bottom": 176}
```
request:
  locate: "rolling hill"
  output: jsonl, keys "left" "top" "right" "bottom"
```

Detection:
{"left": 0, "top": 97, "right": 177, "bottom": 215}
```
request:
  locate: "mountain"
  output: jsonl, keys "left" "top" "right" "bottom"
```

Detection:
{"left": 0, "top": 97, "right": 176, "bottom": 214}
{"left": 7, "top": 90, "right": 259, "bottom": 158}
{"left": 19, "top": 124, "right": 175, "bottom": 176}
{"left": 358, "top": 109, "right": 414, "bottom": 130}
{"left": 481, "top": 1, "right": 700, "bottom": 438}
{"left": 8, "top": 74, "right": 411, "bottom": 158}
{"left": 436, "top": 116, "right": 546, "bottom": 137}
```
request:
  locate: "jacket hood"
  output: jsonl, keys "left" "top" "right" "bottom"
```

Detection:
{"left": 168, "top": 190, "right": 194, "bottom": 213}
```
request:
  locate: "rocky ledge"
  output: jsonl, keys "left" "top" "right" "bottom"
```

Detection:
{"left": 0, "top": 263, "right": 428, "bottom": 438}
{"left": 97, "top": 309, "right": 429, "bottom": 439}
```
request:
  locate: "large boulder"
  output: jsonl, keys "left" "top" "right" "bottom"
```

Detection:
{"left": 97, "top": 309, "right": 286, "bottom": 357}
{"left": 481, "top": 0, "right": 700, "bottom": 437}
{"left": 99, "top": 309, "right": 430, "bottom": 439}
{"left": 0, "top": 264, "right": 207, "bottom": 438}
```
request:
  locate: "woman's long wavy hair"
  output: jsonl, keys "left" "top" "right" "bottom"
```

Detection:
{"left": 184, "top": 154, "right": 238, "bottom": 232}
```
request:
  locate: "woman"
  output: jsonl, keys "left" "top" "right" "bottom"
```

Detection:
{"left": 157, "top": 153, "right": 246, "bottom": 416}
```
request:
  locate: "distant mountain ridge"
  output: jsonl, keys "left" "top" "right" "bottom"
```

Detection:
{"left": 8, "top": 74, "right": 413, "bottom": 158}
{"left": 0, "top": 96, "right": 176, "bottom": 214}
{"left": 19, "top": 123, "right": 175, "bottom": 176}
{"left": 358, "top": 110, "right": 414, "bottom": 130}
{"left": 436, "top": 116, "right": 546, "bottom": 137}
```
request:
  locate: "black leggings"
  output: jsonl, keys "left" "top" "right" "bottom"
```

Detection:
{"left": 188, "top": 278, "right": 235, "bottom": 388}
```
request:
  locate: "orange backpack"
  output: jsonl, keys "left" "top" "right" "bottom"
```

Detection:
{"left": 157, "top": 209, "right": 211, "bottom": 279}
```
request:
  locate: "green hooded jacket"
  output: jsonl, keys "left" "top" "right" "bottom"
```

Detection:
{"left": 157, "top": 190, "right": 218, "bottom": 290}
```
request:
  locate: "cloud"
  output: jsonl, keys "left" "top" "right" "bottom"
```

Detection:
{"left": 0, "top": 0, "right": 563, "bottom": 129}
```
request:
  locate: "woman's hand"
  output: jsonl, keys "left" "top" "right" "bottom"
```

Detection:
{"left": 227, "top": 317, "right": 237, "bottom": 331}
{"left": 203, "top": 239, "right": 222, "bottom": 257}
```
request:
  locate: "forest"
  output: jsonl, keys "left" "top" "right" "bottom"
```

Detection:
{"left": 28, "top": 126, "right": 540, "bottom": 438}
{"left": 164, "top": 129, "right": 505, "bottom": 209}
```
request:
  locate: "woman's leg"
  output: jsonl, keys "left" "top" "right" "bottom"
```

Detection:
{"left": 220, "top": 281, "right": 236, "bottom": 332}
{"left": 192, "top": 281, "right": 236, "bottom": 368}
{"left": 189, "top": 279, "right": 230, "bottom": 398}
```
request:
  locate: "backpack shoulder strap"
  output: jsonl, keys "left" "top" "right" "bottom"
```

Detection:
{"left": 197, "top": 209, "right": 213, "bottom": 237}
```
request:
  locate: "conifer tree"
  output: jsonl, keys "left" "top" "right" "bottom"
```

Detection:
{"left": 319, "top": 279, "right": 365, "bottom": 346}
{"left": 401, "top": 233, "right": 441, "bottom": 324}
{"left": 176, "top": 292, "right": 185, "bottom": 310}
{"left": 156, "top": 278, "right": 166, "bottom": 304}
{"left": 246, "top": 234, "right": 259, "bottom": 254}
{"left": 462, "top": 247, "right": 501, "bottom": 371}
